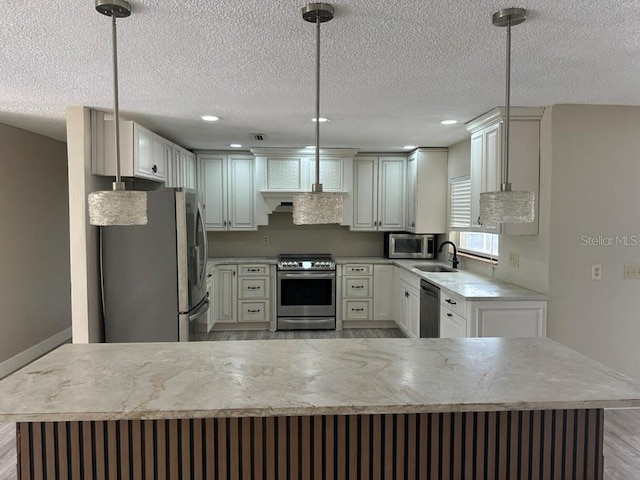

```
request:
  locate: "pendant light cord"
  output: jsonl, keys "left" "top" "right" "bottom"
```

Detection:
{"left": 112, "top": 12, "right": 123, "bottom": 189}
{"left": 314, "top": 15, "right": 321, "bottom": 190}
{"left": 502, "top": 16, "right": 511, "bottom": 191}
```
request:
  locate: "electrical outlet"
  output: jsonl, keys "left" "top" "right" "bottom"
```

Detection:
{"left": 591, "top": 264, "right": 602, "bottom": 281}
{"left": 624, "top": 264, "right": 640, "bottom": 279}
{"left": 509, "top": 252, "right": 519, "bottom": 268}
{"left": 263, "top": 236, "right": 269, "bottom": 244}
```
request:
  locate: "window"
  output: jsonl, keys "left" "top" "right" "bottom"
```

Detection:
{"left": 458, "top": 231, "right": 499, "bottom": 257}
{"left": 449, "top": 176, "right": 499, "bottom": 259}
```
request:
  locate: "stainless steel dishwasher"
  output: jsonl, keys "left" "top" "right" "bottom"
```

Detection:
{"left": 420, "top": 280, "right": 440, "bottom": 338}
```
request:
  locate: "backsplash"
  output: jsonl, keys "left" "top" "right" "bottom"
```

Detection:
{"left": 207, "top": 212, "right": 384, "bottom": 257}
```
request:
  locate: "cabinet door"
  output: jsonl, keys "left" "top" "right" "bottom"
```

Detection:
{"left": 440, "top": 308, "right": 466, "bottom": 338}
{"left": 164, "top": 143, "right": 175, "bottom": 187}
{"left": 174, "top": 148, "right": 184, "bottom": 187}
{"left": 378, "top": 157, "right": 406, "bottom": 231}
{"left": 470, "top": 301, "right": 547, "bottom": 338}
{"left": 352, "top": 157, "right": 378, "bottom": 230}
{"left": 309, "top": 157, "right": 343, "bottom": 191}
{"left": 215, "top": 265, "right": 237, "bottom": 323}
{"left": 200, "top": 155, "right": 227, "bottom": 230}
{"left": 395, "top": 281, "right": 409, "bottom": 336}
{"left": 133, "top": 125, "right": 157, "bottom": 179}
{"left": 373, "top": 265, "right": 394, "bottom": 322}
{"left": 183, "top": 151, "right": 197, "bottom": 189}
{"left": 407, "top": 287, "right": 420, "bottom": 338}
{"left": 405, "top": 153, "right": 417, "bottom": 233}
{"left": 228, "top": 155, "right": 255, "bottom": 230}
{"left": 470, "top": 124, "right": 501, "bottom": 232}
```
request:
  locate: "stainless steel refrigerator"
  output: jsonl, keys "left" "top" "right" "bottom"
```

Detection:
{"left": 101, "top": 188, "right": 209, "bottom": 342}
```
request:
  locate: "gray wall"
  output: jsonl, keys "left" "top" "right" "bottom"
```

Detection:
{"left": 546, "top": 105, "right": 640, "bottom": 381}
{"left": 208, "top": 212, "right": 384, "bottom": 257}
{"left": 0, "top": 122, "right": 71, "bottom": 364}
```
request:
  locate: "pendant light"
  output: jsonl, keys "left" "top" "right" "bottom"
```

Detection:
{"left": 88, "top": 0, "right": 147, "bottom": 226}
{"left": 478, "top": 8, "right": 535, "bottom": 225}
{"left": 292, "top": 3, "right": 343, "bottom": 225}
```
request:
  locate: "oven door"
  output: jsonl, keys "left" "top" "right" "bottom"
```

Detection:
{"left": 277, "top": 271, "right": 336, "bottom": 317}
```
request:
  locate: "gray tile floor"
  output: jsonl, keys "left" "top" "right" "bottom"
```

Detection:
{"left": 207, "top": 327, "right": 406, "bottom": 341}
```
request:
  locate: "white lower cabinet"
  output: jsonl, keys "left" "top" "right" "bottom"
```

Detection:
{"left": 439, "top": 306, "right": 466, "bottom": 338}
{"left": 438, "top": 286, "right": 547, "bottom": 338}
{"left": 395, "top": 269, "right": 420, "bottom": 338}
{"left": 340, "top": 263, "right": 396, "bottom": 323}
{"left": 213, "top": 263, "right": 270, "bottom": 325}
{"left": 205, "top": 272, "right": 215, "bottom": 332}
{"left": 214, "top": 265, "right": 237, "bottom": 323}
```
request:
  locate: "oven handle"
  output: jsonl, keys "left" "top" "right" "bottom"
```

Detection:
{"left": 278, "top": 272, "right": 336, "bottom": 280}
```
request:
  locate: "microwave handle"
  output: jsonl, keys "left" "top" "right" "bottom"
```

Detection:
{"left": 427, "top": 235, "right": 435, "bottom": 256}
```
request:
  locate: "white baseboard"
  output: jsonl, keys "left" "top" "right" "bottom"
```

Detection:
{"left": 0, "top": 327, "right": 72, "bottom": 379}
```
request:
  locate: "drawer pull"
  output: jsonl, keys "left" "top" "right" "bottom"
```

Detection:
{"left": 351, "top": 285, "right": 364, "bottom": 289}
{"left": 247, "top": 286, "right": 261, "bottom": 290}
{"left": 446, "top": 313, "right": 453, "bottom": 317}
{"left": 352, "top": 308, "right": 364, "bottom": 312}
{"left": 247, "top": 309, "right": 261, "bottom": 313}
{"left": 445, "top": 299, "right": 457, "bottom": 305}
{"left": 247, "top": 268, "right": 261, "bottom": 272}
{"left": 352, "top": 268, "right": 364, "bottom": 272}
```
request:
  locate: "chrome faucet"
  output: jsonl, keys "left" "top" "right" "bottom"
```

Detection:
{"left": 438, "top": 241, "right": 459, "bottom": 269}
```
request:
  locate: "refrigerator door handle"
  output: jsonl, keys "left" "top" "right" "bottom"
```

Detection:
{"left": 189, "top": 298, "right": 210, "bottom": 322}
{"left": 180, "top": 298, "right": 210, "bottom": 342}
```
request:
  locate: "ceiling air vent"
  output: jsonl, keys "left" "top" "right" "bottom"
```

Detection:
{"left": 250, "top": 133, "right": 267, "bottom": 141}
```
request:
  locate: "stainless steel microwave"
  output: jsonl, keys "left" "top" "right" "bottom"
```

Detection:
{"left": 384, "top": 233, "right": 435, "bottom": 259}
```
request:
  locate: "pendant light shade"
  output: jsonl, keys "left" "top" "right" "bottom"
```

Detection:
{"left": 292, "top": 3, "right": 343, "bottom": 225}
{"left": 88, "top": 0, "right": 147, "bottom": 227}
{"left": 478, "top": 8, "right": 534, "bottom": 226}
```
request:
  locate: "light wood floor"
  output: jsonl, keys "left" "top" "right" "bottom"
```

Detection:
{"left": 0, "top": 328, "right": 638, "bottom": 479}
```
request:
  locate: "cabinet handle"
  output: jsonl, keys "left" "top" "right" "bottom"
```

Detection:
{"left": 353, "top": 268, "right": 364, "bottom": 272}
{"left": 207, "top": 273, "right": 212, "bottom": 278}
{"left": 233, "top": 270, "right": 236, "bottom": 276}
{"left": 351, "top": 285, "right": 364, "bottom": 289}
{"left": 477, "top": 216, "right": 482, "bottom": 226}
{"left": 247, "top": 268, "right": 260, "bottom": 272}
{"left": 152, "top": 164, "right": 158, "bottom": 173}
{"left": 223, "top": 220, "right": 227, "bottom": 226}
{"left": 446, "top": 313, "right": 453, "bottom": 317}
{"left": 248, "top": 309, "right": 261, "bottom": 313}
{"left": 352, "top": 308, "right": 364, "bottom": 312}
{"left": 412, "top": 222, "right": 415, "bottom": 228}
{"left": 247, "top": 286, "right": 261, "bottom": 290}
{"left": 445, "top": 299, "right": 457, "bottom": 305}
{"left": 405, "top": 291, "right": 409, "bottom": 298}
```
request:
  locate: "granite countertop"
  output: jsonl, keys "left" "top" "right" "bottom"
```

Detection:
{"left": 394, "top": 261, "right": 548, "bottom": 301}
{"left": 0, "top": 338, "right": 639, "bottom": 422}
{"left": 204, "top": 256, "right": 546, "bottom": 300}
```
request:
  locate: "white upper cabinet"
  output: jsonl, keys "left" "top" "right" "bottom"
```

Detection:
{"left": 198, "top": 153, "right": 255, "bottom": 231}
{"left": 405, "top": 148, "right": 448, "bottom": 234}
{"left": 467, "top": 107, "right": 544, "bottom": 235}
{"left": 352, "top": 155, "right": 406, "bottom": 231}
{"left": 92, "top": 110, "right": 167, "bottom": 182}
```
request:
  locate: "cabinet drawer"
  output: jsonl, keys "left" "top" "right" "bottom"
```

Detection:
{"left": 342, "top": 299, "right": 372, "bottom": 320}
{"left": 239, "top": 300, "right": 269, "bottom": 322}
{"left": 239, "top": 278, "right": 269, "bottom": 299}
{"left": 440, "top": 306, "right": 466, "bottom": 338}
{"left": 342, "top": 264, "right": 373, "bottom": 276}
{"left": 342, "top": 277, "right": 373, "bottom": 298}
{"left": 440, "top": 289, "right": 466, "bottom": 318}
{"left": 239, "top": 264, "right": 269, "bottom": 276}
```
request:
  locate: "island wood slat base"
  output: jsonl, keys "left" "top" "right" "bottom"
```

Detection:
{"left": 15, "top": 409, "right": 603, "bottom": 480}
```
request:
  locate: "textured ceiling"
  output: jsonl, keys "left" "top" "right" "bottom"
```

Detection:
{"left": 1, "top": 0, "right": 640, "bottom": 151}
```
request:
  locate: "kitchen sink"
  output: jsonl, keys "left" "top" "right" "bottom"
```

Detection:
{"left": 414, "top": 265, "right": 457, "bottom": 273}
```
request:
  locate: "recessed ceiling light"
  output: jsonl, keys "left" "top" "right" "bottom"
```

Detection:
{"left": 403, "top": 145, "right": 417, "bottom": 150}
{"left": 312, "top": 117, "right": 330, "bottom": 123}
{"left": 441, "top": 120, "right": 458, "bottom": 125}
{"left": 201, "top": 115, "right": 220, "bottom": 122}
{"left": 229, "top": 144, "right": 242, "bottom": 148}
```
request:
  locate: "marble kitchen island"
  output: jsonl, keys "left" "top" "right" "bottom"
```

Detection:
{"left": 1, "top": 338, "right": 640, "bottom": 479}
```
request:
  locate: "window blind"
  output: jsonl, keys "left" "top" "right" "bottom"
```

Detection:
{"left": 449, "top": 176, "right": 471, "bottom": 230}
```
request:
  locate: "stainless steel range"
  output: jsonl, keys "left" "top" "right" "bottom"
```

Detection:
{"left": 277, "top": 254, "right": 336, "bottom": 330}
